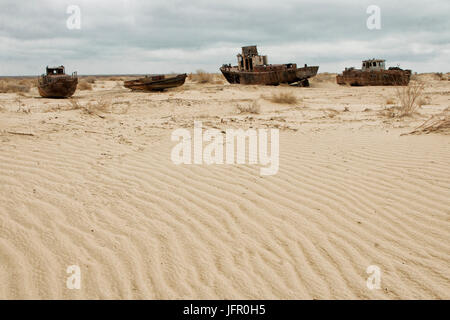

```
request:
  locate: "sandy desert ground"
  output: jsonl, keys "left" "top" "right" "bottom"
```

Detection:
{"left": 0, "top": 73, "right": 449, "bottom": 299}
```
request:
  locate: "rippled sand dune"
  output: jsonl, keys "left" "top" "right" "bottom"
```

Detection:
{"left": 0, "top": 75, "right": 449, "bottom": 299}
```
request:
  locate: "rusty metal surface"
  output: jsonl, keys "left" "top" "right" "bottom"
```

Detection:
{"left": 221, "top": 45, "right": 318, "bottom": 86}
{"left": 221, "top": 65, "right": 319, "bottom": 85}
{"left": 337, "top": 60, "right": 411, "bottom": 86}
{"left": 38, "top": 66, "right": 78, "bottom": 98}
{"left": 124, "top": 74, "right": 187, "bottom": 91}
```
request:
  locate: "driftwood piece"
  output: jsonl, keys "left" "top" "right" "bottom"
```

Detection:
{"left": 7, "top": 131, "right": 35, "bottom": 136}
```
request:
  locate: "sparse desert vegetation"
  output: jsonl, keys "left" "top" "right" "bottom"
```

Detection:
{"left": 188, "top": 70, "right": 224, "bottom": 84}
{"left": 188, "top": 70, "right": 214, "bottom": 84}
{"left": 268, "top": 92, "right": 298, "bottom": 104}
{"left": 0, "top": 78, "right": 33, "bottom": 93}
{"left": 78, "top": 80, "right": 93, "bottom": 90}
{"left": 394, "top": 81, "right": 425, "bottom": 116}
{"left": 237, "top": 100, "right": 261, "bottom": 114}
{"left": 83, "top": 99, "right": 111, "bottom": 115}
{"left": 406, "top": 108, "right": 450, "bottom": 135}
{"left": 83, "top": 76, "right": 96, "bottom": 84}
{"left": 1, "top": 70, "right": 449, "bottom": 302}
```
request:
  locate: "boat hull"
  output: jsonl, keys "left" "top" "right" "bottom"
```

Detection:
{"left": 220, "top": 66, "right": 319, "bottom": 86}
{"left": 38, "top": 77, "right": 78, "bottom": 98}
{"left": 124, "top": 74, "right": 187, "bottom": 91}
{"left": 336, "top": 69, "right": 411, "bottom": 86}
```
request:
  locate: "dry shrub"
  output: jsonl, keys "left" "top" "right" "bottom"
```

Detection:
{"left": 404, "top": 109, "right": 450, "bottom": 135}
{"left": 212, "top": 74, "right": 225, "bottom": 84}
{"left": 67, "top": 99, "right": 82, "bottom": 110}
{"left": 394, "top": 81, "right": 425, "bottom": 116}
{"left": 46, "top": 99, "right": 111, "bottom": 116}
{"left": 0, "top": 79, "right": 31, "bottom": 93}
{"left": 78, "top": 80, "right": 92, "bottom": 90}
{"left": 84, "top": 100, "right": 111, "bottom": 115}
{"left": 434, "top": 73, "right": 444, "bottom": 81}
{"left": 44, "top": 98, "right": 83, "bottom": 112}
{"left": 84, "top": 76, "right": 96, "bottom": 84}
{"left": 237, "top": 101, "right": 261, "bottom": 114}
{"left": 269, "top": 92, "right": 298, "bottom": 104}
{"left": 189, "top": 70, "right": 214, "bottom": 84}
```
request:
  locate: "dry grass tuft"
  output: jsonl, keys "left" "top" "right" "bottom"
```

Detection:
{"left": 269, "top": 92, "right": 298, "bottom": 105}
{"left": 0, "top": 79, "right": 32, "bottom": 93}
{"left": 84, "top": 100, "right": 111, "bottom": 115}
{"left": 78, "top": 80, "right": 93, "bottom": 91}
{"left": 189, "top": 70, "right": 215, "bottom": 84}
{"left": 67, "top": 99, "right": 83, "bottom": 110}
{"left": 434, "top": 73, "right": 445, "bottom": 81}
{"left": 84, "top": 76, "right": 96, "bottom": 84}
{"left": 394, "top": 81, "right": 425, "bottom": 117}
{"left": 237, "top": 101, "right": 261, "bottom": 114}
{"left": 404, "top": 109, "right": 450, "bottom": 135}
{"left": 45, "top": 99, "right": 111, "bottom": 116}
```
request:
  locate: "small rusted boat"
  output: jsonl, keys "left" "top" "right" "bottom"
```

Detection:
{"left": 220, "top": 45, "right": 319, "bottom": 86}
{"left": 124, "top": 74, "right": 187, "bottom": 91}
{"left": 336, "top": 59, "right": 411, "bottom": 86}
{"left": 38, "top": 66, "right": 78, "bottom": 98}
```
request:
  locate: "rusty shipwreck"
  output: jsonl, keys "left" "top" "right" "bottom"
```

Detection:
{"left": 336, "top": 59, "right": 411, "bottom": 86}
{"left": 220, "top": 46, "right": 319, "bottom": 86}
{"left": 124, "top": 74, "right": 187, "bottom": 91}
{"left": 38, "top": 66, "right": 78, "bottom": 98}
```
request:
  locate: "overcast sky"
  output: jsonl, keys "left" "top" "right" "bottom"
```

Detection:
{"left": 0, "top": 0, "right": 449, "bottom": 75}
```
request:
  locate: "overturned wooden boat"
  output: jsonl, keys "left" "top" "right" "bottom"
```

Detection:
{"left": 38, "top": 66, "right": 78, "bottom": 98}
{"left": 336, "top": 59, "right": 411, "bottom": 86}
{"left": 220, "top": 45, "right": 319, "bottom": 86}
{"left": 124, "top": 74, "right": 187, "bottom": 91}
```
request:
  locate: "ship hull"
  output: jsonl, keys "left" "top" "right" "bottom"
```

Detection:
{"left": 220, "top": 66, "right": 319, "bottom": 86}
{"left": 124, "top": 74, "right": 187, "bottom": 91}
{"left": 336, "top": 69, "right": 411, "bottom": 86}
{"left": 38, "top": 77, "right": 78, "bottom": 98}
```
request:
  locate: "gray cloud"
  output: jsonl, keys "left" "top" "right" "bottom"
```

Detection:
{"left": 0, "top": 0, "right": 449, "bottom": 75}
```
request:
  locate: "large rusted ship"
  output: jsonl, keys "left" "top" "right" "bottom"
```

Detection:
{"left": 124, "top": 74, "right": 187, "bottom": 91}
{"left": 38, "top": 66, "right": 78, "bottom": 98}
{"left": 220, "top": 46, "right": 319, "bottom": 86}
{"left": 336, "top": 59, "right": 411, "bottom": 86}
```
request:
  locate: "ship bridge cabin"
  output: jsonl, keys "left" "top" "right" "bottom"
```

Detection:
{"left": 362, "top": 59, "right": 386, "bottom": 71}
{"left": 237, "top": 46, "right": 269, "bottom": 71}
{"left": 46, "top": 66, "right": 66, "bottom": 75}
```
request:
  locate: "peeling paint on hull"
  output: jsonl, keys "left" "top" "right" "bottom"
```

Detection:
{"left": 336, "top": 69, "right": 411, "bottom": 86}
{"left": 220, "top": 66, "right": 319, "bottom": 86}
{"left": 38, "top": 77, "right": 78, "bottom": 98}
{"left": 124, "top": 74, "right": 187, "bottom": 91}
